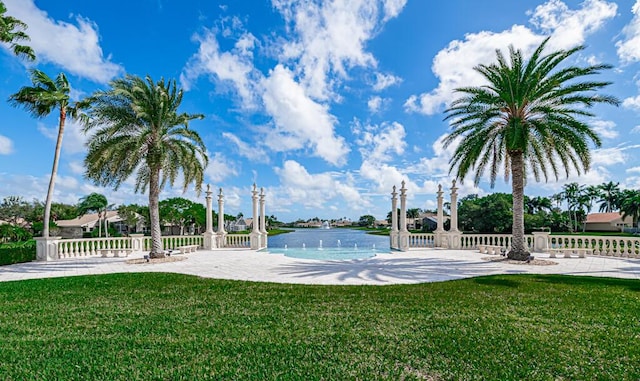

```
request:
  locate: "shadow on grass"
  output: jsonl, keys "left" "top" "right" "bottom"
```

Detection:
{"left": 532, "top": 274, "right": 640, "bottom": 292}
{"left": 473, "top": 276, "right": 521, "bottom": 288}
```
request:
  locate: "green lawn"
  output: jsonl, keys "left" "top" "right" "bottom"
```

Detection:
{"left": 0, "top": 273, "right": 638, "bottom": 380}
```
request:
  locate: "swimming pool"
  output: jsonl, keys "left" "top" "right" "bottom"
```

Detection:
{"left": 264, "top": 228, "right": 389, "bottom": 260}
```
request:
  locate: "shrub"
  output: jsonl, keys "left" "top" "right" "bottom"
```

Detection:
{"left": 0, "top": 240, "right": 36, "bottom": 265}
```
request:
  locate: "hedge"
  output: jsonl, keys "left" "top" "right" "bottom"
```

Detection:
{"left": 0, "top": 240, "right": 36, "bottom": 265}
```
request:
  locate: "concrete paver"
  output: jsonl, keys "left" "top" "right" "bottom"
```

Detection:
{"left": 0, "top": 249, "right": 638, "bottom": 285}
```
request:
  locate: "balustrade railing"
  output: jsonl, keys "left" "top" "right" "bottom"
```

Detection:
{"left": 408, "top": 233, "right": 435, "bottom": 248}
{"left": 406, "top": 232, "right": 640, "bottom": 258}
{"left": 457, "top": 234, "right": 534, "bottom": 250}
{"left": 57, "top": 237, "right": 133, "bottom": 258}
{"left": 142, "top": 235, "right": 203, "bottom": 251}
{"left": 224, "top": 234, "right": 251, "bottom": 248}
{"left": 549, "top": 235, "right": 640, "bottom": 258}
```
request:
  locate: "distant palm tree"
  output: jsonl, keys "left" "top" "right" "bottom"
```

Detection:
{"left": 0, "top": 1, "right": 35, "bottom": 60}
{"left": 82, "top": 75, "right": 207, "bottom": 258}
{"left": 597, "top": 181, "right": 621, "bottom": 212}
{"left": 550, "top": 192, "right": 564, "bottom": 210}
{"left": 444, "top": 38, "right": 619, "bottom": 260}
{"left": 9, "top": 70, "right": 85, "bottom": 237}
{"left": 620, "top": 189, "right": 640, "bottom": 230}
{"left": 77, "top": 193, "right": 109, "bottom": 237}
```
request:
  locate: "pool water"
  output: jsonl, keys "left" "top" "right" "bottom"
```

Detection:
{"left": 264, "top": 228, "right": 389, "bottom": 260}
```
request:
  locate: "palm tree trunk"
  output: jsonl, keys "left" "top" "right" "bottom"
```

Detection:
{"left": 43, "top": 109, "right": 66, "bottom": 238}
{"left": 148, "top": 168, "right": 164, "bottom": 258}
{"left": 508, "top": 152, "right": 530, "bottom": 261}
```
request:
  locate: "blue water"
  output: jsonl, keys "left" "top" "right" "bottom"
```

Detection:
{"left": 264, "top": 228, "right": 389, "bottom": 260}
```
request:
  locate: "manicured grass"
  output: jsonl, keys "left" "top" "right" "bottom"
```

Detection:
{"left": 267, "top": 228, "right": 294, "bottom": 236}
{"left": 0, "top": 273, "right": 639, "bottom": 380}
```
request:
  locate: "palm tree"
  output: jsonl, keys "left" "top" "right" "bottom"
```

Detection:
{"left": 82, "top": 75, "right": 208, "bottom": 258}
{"left": 620, "top": 189, "right": 640, "bottom": 231}
{"left": 562, "top": 182, "right": 581, "bottom": 232}
{"left": 0, "top": 1, "right": 35, "bottom": 60}
{"left": 77, "top": 193, "right": 109, "bottom": 237}
{"left": 443, "top": 38, "right": 619, "bottom": 260}
{"left": 9, "top": 70, "right": 84, "bottom": 237}
{"left": 597, "top": 181, "right": 621, "bottom": 212}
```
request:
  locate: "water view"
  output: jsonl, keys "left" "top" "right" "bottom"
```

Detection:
{"left": 265, "top": 228, "right": 389, "bottom": 260}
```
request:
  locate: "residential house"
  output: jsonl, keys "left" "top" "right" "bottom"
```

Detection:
{"left": 56, "top": 211, "right": 145, "bottom": 238}
{"left": 584, "top": 213, "right": 633, "bottom": 232}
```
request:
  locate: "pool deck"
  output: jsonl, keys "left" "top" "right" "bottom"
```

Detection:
{"left": 1, "top": 249, "right": 639, "bottom": 285}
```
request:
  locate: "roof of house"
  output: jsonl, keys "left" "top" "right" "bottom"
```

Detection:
{"left": 56, "top": 211, "right": 122, "bottom": 228}
{"left": 585, "top": 212, "right": 626, "bottom": 224}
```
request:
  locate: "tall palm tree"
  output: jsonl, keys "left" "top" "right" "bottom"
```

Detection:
{"left": 0, "top": 1, "right": 35, "bottom": 60}
{"left": 597, "top": 181, "right": 621, "bottom": 213}
{"left": 620, "top": 189, "right": 640, "bottom": 230}
{"left": 9, "top": 70, "right": 84, "bottom": 237}
{"left": 82, "top": 75, "right": 208, "bottom": 258}
{"left": 562, "top": 182, "right": 581, "bottom": 232}
{"left": 443, "top": 38, "right": 619, "bottom": 260}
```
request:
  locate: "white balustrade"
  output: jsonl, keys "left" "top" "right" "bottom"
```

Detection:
{"left": 549, "top": 235, "right": 640, "bottom": 258}
{"left": 57, "top": 237, "right": 133, "bottom": 258}
{"left": 408, "top": 233, "right": 435, "bottom": 248}
{"left": 224, "top": 234, "right": 251, "bottom": 248}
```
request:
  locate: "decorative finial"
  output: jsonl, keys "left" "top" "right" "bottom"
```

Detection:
{"left": 206, "top": 184, "right": 211, "bottom": 193}
{"left": 438, "top": 184, "right": 442, "bottom": 192}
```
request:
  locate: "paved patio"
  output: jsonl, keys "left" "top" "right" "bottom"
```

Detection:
{"left": 1, "top": 249, "right": 639, "bottom": 285}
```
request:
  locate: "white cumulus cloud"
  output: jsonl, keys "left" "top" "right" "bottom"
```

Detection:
{"left": 181, "top": 29, "right": 260, "bottom": 109}
{"left": 262, "top": 65, "right": 349, "bottom": 165}
{"left": 616, "top": 0, "right": 640, "bottom": 64}
{"left": 4, "top": 0, "right": 123, "bottom": 83}
{"left": 406, "top": 0, "right": 617, "bottom": 115}
{"left": 0, "top": 135, "right": 14, "bottom": 155}
{"left": 623, "top": 95, "right": 640, "bottom": 110}
{"left": 591, "top": 120, "right": 618, "bottom": 139}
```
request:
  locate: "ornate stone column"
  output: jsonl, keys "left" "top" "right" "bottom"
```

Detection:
{"left": 203, "top": 184, "right": 216, "bottom": 249}
{"left": 35, "top": 236, "right": 60, "bottom": 261}
{"left": 448, "top": 179, "right": 461, "bottom": 249}
{"left": 217, "top": 188, "right": 227, "bottom": 248}
{"left": 259, "top": 187, "right": 267, "bottom": 249}
{"left": 390, "top": 185, "right": 399, "bottom": 250}
{"left": 250, "top": 184, "right": 260, "bottom": 250}
{"left": 130, "top": 234, "right": 145, "bottom": 252}
{"left": 435, "top": 184, "right": 445, "bottom": 247}
{"left": 399, "top": 180, "right": 410, "bottom": 251}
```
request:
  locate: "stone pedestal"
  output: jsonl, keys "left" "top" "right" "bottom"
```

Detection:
{"left": 130, "top": 234, "right": 145, "bottom": 251}
{"left": 35, "top": 237, "right": 61, "bottom": 261}
{"left": 203, "top": 232, "right": 217, "bottom": 249}
{"left": 532, "top": 231, "right": 550, "bottom": 253}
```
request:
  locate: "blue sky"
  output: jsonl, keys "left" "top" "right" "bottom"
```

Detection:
{"left": 1, "top": 0, "right": 640, "bottom": 222}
